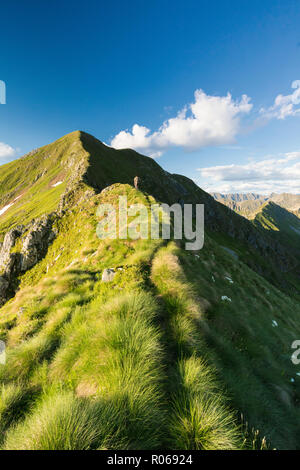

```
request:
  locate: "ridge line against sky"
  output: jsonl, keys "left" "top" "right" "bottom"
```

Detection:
{"left": 1, "top": 81, "right": 300, "bottom": 195}
{"left": 110, "top": 81, "right": 300, "bottom": 158}
{"left": 109, "top": 81, "right": 300, "bottom": 195}
{"left": 1, "top": 0, "right": 300, "bottom": 195}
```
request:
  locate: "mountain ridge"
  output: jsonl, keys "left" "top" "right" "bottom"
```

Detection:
{"left": 0, "top": 131, "right": 299, "bottom": 301}
{"left": 0, "top": 131, "right": 299, "bottom": 449}
{"left": 212, "top": 191, "right": 300, "bottom": 218}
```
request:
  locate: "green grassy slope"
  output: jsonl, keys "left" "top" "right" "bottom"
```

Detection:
{"left": 0, "top": 131, "right": 90, "bottom": 237}
{"left": 1, "top": 130, "right": 297, "bottom": 299}
{"left": 0, "top": 185, "right": 299, "bottom": 449}
{"left": 172, "top": 175, "right": 300, "bottom": 299}
{"left": 81, "top": 132, "right": 300, "bottom": 298}
{"left": 0, "top": 132, "right": 300, "bottom": 449}
{"left": 254, "top": 201, "right": 300, "bottom": 253}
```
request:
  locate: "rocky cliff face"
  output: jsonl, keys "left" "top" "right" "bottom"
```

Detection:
{"left": 20, "top": 215, "right": 56, "bottom": 271}
{"left": 0, "top": 228, "right": 24, "bottom": 298}
{"left": 0, "top": 215, "right": 57, "bottom": 306}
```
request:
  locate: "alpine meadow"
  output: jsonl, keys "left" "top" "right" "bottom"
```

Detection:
{"left": 1, "top": 0, "right": 300, "bottom": 455}
{"left": 0, "top": 131, "right": 299, "bottom": 450}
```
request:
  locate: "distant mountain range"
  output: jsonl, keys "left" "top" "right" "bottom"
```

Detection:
{"left": 211, "top": 192, "right": 300, "bottom": 218}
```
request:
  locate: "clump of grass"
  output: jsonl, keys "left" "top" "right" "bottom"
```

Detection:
{"left": 0, "top": 383, "right": 39, "bottom": 444}
{"left": 3, "top": 391, "right": 109, "bottom": 450}
{"left": 0, "top": 334, "right": 59, "bottom": 383}
{"left": 1, "top": 182, "right": 300, "bottom": 450}
{"left": 1, "top": 289, "right": 167, "bottom": 450}
{"left": 151, "top": 243, "right": 242, "bottom": 450}
{"left": 49, "top": 291, "right": 166, "bottom": 449}
{"left": 168, "top": 357, "right": 240, "bottom": 450}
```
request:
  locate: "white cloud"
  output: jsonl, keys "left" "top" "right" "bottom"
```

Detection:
{"left": 0, "top": 142, "right": 16, "bottom": 160}
{"left": 111, "top": 89, "right": 252, "bottom": 157}
{"left": 260, "top": 81, "right": 300, "bottom": 120}
{"left": 110, "top": 125, "right": 163, "bottom": 158}
{"left": 198, "top": 152, "right": 300, "bottom": 194}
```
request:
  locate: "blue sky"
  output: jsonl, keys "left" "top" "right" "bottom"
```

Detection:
{"left": 0, "top": 0, "right": 300, "bottom": 193}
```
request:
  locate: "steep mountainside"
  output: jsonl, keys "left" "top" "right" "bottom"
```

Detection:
{"left": 270, "top": 193, "right": 300, "bottom": 214}
{"left": 0, "top": 132, "right": 89, "bottom": 235}
{"left": 0, "top": 132, "right": 300, "bottom": 450}
{"left": 211, "top": 193, "right": 267, "bottom": 217}
{"left": 254, "top": 202, "right": 300, "bottom": 259}
{"left": 1, "top": 131, "right": 299, "bottom": 300}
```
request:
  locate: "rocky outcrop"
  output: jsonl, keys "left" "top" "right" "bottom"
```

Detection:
{"left": 0, "top": 226, "right": 23, "bottom": 267}
{"left": 133, "top": 173, "right": 188, "bottom": 202}
{"left": 0, "top": 215, "right": 57, "bottom": 306}
{"left": 0, "top": 228, "right": 23, "bottom": 306}
{"left": 1, "top": 253, "right": 21, "bottom": 279}
{"left": 20, "top": 215, "right": 56, "bottom": 272}
{"left": 0, "top": 227, "right": 24, "bottom": 285}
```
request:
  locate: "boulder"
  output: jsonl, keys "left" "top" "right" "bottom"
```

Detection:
{"left": 102, "top": 268, "right": 116, "bottom": 282}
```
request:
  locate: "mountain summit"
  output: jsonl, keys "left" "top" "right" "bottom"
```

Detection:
{"left": 0, "top": 132, "right": 299, "bottom": 450}
{"left": 1, "top": 131, "right": 298, "bottom": 296}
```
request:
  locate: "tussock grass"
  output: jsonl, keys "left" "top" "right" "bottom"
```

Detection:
{"left": 151, "top": 243, "right": 242, "bottom": 450}
{"left": 0, "top": 383, "right": 38, "bottom": 444}
{"left": 49, "top": 292, "right": 166, "bottom": 449}
{"left": 1, "top": 286, "right": 167, "bottom": 449}
{"left": 3, "top": 391, "right": 107, "bottom": 450}
{"left": 175, "top": 237, "right": 300, "bottom": 449}
{"left": 0, "top": 184, "right": 299, "bottom": 449}
{"left": 168, "top": 357, "right": 240, "bottom": 450}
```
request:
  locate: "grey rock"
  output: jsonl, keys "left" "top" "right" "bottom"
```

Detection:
{"left": 20, "top": 215, "right": 56, "bottom": 272}
{"left": 1, "top": 253, "right": 21, "bottom": 278}
{"left": 133, "top": 175, "right": 156, "bottom": 194}
{"left": 102, "top": 268, "right": 116, "bottom": 282}
{"left": 134, "top": 176, "right": 140, "bottom": 190}
{"left": 0, "top": 226, "right": 23, "bottom": 269}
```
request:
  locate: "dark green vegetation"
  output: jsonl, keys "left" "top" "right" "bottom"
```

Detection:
{"left": 254, "top": 201, "right": 300, "bottom": 254}
{"left": 0, "top": 132, "right": 299, "bottom": 449}
{"left": 213, "top": 190, "right": 300, "bottom": 299}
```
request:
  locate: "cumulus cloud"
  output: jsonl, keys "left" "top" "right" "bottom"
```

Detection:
{"left": 0, "top": 142, "right": 16, "bottom": 160}
{"left": 198, "top": 152, "right": 300, "bottom": 194}
{"left": 260, "top": 80, "right": 300, "bottom": 120}
{"left": 111, "top": 89, "right": 252, "bottom": 157}
{"left": 110, "top": 125, "right": 163, "bottom": 158}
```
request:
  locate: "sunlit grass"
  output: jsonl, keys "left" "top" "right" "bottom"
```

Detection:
{"left": 0, "top": 184, "right": 299, "bottom": 449}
